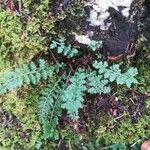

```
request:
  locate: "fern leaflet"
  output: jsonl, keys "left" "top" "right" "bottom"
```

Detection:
{"left": 93, "top": 61, "right": 138, "bottom": 87}
{"left": 50, "top": 37, "right": 78, "bottom": 58}
{"left": 87, "top": 71, "right": 111, "bottom": 94}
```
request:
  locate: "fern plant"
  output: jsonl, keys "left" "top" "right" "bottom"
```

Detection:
{"left": 0, "top": 59, "right": 55, "bottom": 94}
{"left": 38, "top": 78, "right": 63, "bottom": 140}
{"left": 50, "top": 37, "right": 78, "bottom": 58}
{"left": 60, "top": 61, "right": 138, "bottom": 119}
{"left": 54, "top": 62, "right": 138, "bottom": 120}
{"left": 37, "top": 60, "right": 138, "bottom": 147}
{"left": 61, "top": 69, "right": 87, "bottom": 119}
{"left": 93, "top": 61, "right": 138, "bottom": 87}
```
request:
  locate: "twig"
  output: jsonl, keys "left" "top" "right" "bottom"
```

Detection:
{"left": 69, "top": 63, "right": 74, "bottom": 72}
{"left": 68, "top": 140, "right": 73, "bottom": 150}
{"left": 57, "top": 139, "right": 62, "bottom": 149}
{"left": 49, "top": 49, "right": 58, "bottom": 64}
{"left": 129, "top": 97, "right": 135, "bottom": 104}
{"left": 114, "top": 114, "right": 126, "bottom": 121}
{"left": 18, "top": 0, "right": 22, "bottom": 13}
{"left": 130, "top": 139, "right": 142, "bottom": 147}
{"left": 145, "top": 92, "right": 150, "bottom": 97}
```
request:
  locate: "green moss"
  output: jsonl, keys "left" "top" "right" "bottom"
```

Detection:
{"left": 134, "top": 35, "right": 150, "bottom": 93}
{"left": 137, "top": 62, "right": 150, "bottom": 93}
{"left": 0, "top": 87, "right": 41, "bottom": 149}
{"left": 0, "top": 10, "right": 47, "bottom": 65}
{"left": 94, "top": 113, "right": 150, "bottom": 145}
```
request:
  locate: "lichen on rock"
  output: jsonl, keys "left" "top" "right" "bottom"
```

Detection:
{"left": 73, "top": 0, "right": 143, "bottom": 56}
{"left": 86, "top": 0, "right": 134, "bottom": 30}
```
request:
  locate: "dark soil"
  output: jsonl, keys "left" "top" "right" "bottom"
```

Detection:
{"left": 59, "top": 91, "right": 150, "bottom": 135}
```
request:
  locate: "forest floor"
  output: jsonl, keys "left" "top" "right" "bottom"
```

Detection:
{"left": 0, "top": 0, "right": 150, "bottom": 150}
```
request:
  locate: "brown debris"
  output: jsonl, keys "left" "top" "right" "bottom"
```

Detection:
{"left": 127, "top": 90, "right": 150, "bottom": 123}
{"left": 6, "top": 0, "right": 15, "bottom": 14}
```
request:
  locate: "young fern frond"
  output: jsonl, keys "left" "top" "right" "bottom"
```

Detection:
{"left": 38, "top": 78, "right": 63, "bottom": 140}
{"left": 93, "top": 61, "right": 138, "bottom": 87}
{"left": 0, "top": 59, "right": 55, "bottom": 94}
{"left": 61, "top": 69, "right": 87, "bottom": 120}
{"left": 50, "top": 37, "right": 78, "bottom": 58}
{"left": 38, "top": 61, "right": 138, "bottom": 141}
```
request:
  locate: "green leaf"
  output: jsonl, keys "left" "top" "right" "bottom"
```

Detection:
{"left": 0, "top": 59, "right": 59, "bottom": 94}
{"left": 57, "top": 46, "right": 63, "bottom": 53}
{"left": 38, "top": 79, "right": 63, "bottom": 140}
{"left": 61, "top": 69, "right": 87, "bottom": 119}
{"left": 50, "top": 38, "right": 79, "bottom": 58}
{"left": 50, "top": 41, "right": 57, "bottom": 49}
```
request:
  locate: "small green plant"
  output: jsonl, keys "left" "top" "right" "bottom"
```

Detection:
{"left": 50, "top": 37, "right": 78, "bottom": 58}
{"left": 61, "top": 69, "right": 87, "bottom": 119}
{"left": 93, "top": 61, "right": 138, "bottom": 87}
{"left": 37, "top": 60, "right": 138, "bottom": 144}
{"left": 0, "top": 9, "right": 49, "bottom": 66}
{"left": 0, "top": 59, "right": 55, "bottom": 94}
{"left": 38, "top": 79, "right": 63, "bottom": 140}
{"left": 88, "top": 40, "right": 102, "bottom": 51}
{"left": 61, "top": 61, "right": 138, "bottom": 119}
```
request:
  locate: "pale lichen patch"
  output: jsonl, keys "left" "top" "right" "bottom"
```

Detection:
{"left": 87, "top": 0, "right": 134, "bottom": 30}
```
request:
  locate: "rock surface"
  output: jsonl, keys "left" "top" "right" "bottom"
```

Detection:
{"left": 74, "top": 0, "right": 144, "bottom": 56}
{"left": 87, "top": 0, "right": 134, "bottom": 30}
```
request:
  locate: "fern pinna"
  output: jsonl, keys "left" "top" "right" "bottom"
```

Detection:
{"left": 50, "top": 37, "right": 78, "bottom": 58}
{"left": 0, "top": 59, "right": 55, "bottom": 94}
{"left": 38, "top": 61, "right": 138, "bottom": 127}
{"left": 87, "top": 71, "right": 111, "bottom": 94}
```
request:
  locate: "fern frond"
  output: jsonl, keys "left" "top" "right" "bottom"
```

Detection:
{"left": 87, "top": 71, "right": 111, "bottom": 94}
{"left": 50, "top": 37, "right": 78, "bottom": 58}
{"left": 93, "top": 61, "right": 138, "bottom": 87}
{"left": 0, "top": 59, "right": 55, "bottom": 94}
{"left": 61, "top": 69, "right": 87, "bottom": 120}
{"left": 38, "top": 78, "right": 63, "bottom": 140}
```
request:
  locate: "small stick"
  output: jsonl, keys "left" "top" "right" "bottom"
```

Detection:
{"left": 114, "top": 114, "right": 126, "bottom": 121}
{"left": 49, "top": 49, "right": 58, "bottom": 64}
{"left": 130, "top": 139, "right": 142, "bottom": 147}
{"left": 69, "top": 63, "right": 74, "bottom": 72}
{"left": 18, "top": 0, "right": 22, "bottom": 13}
